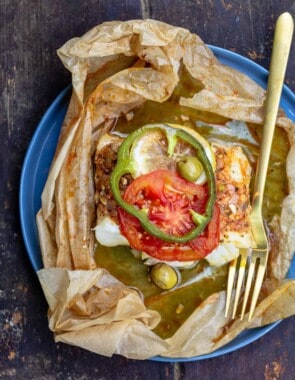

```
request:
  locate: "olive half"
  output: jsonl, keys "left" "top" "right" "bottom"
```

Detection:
{"left": 177, "top": 156, "right": 203, "bottom": 182}
{"left": 150, "top": 263, "right": 180, "bottom": 290}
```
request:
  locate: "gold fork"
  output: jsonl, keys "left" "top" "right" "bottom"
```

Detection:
{"left": 225, "top": 12, "right": 294, "bottom": 322}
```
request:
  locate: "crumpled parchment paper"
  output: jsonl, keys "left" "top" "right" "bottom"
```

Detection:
{"left": 36, "top": 19, "right": 295, "bottom": 359}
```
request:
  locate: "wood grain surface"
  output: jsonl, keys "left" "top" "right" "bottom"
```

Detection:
{"left": 1, "top": 1, "right": 295, "bottom": 379}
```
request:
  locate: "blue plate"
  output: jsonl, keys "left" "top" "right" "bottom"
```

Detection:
{"left": 20, "top": 46, "right": 295, "bottom": 361}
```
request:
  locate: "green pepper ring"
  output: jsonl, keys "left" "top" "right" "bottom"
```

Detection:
{"left": 110, "top": 124, "right": 216, "bottom": 243}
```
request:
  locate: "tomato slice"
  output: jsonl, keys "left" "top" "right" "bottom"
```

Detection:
{"left": 118, "top": 169, "right": 220, "bottom": 261}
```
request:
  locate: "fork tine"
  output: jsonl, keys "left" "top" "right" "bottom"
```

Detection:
{"left": 240, "top": 256, "right": 256, "bottom": 320}
{"left": 232, "top": 249, "right": 248, "bottom": 319}
{"left": 225, "top": 258, "right": 237, "bottom": 318}
{"left": 248, "top": 254, "right": 267, "bottom": 321}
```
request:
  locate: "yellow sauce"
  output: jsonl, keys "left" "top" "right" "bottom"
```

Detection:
{"left": 95, "top": 246, "right": 226, "bottom": 339}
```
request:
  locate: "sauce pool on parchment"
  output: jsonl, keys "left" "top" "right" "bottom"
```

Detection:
{"left": 95, "top": 65, "right": 289, "bottom": 339}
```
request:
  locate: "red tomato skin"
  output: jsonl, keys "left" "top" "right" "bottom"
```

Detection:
{"left": 117, "top": 169, "right": 220, "bottom": 261}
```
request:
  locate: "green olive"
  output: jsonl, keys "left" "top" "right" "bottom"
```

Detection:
{"left": 150, "top": 263, "right": 179, "bottom": 290}
{"left": 177, "top": 156, "right": 203, "bottom": 182}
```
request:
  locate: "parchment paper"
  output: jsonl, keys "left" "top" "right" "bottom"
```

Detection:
{"left": 36, "top": 19, "right": 295, "bottom": 359}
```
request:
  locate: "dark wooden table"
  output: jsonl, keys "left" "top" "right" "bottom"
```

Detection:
{"left": 1, "top": 1, "right": 295, "bottom": 379}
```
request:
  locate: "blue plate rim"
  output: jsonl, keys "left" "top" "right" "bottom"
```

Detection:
{"left": 19, "top": 45, "right": 295, "bottom": 362}
{"left": 20, "top": 85, "right": 72, "bottom": 272}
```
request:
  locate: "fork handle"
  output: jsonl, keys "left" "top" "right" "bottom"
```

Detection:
{"left": 252, "top": 12, "right": 294, "bottom": 211}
